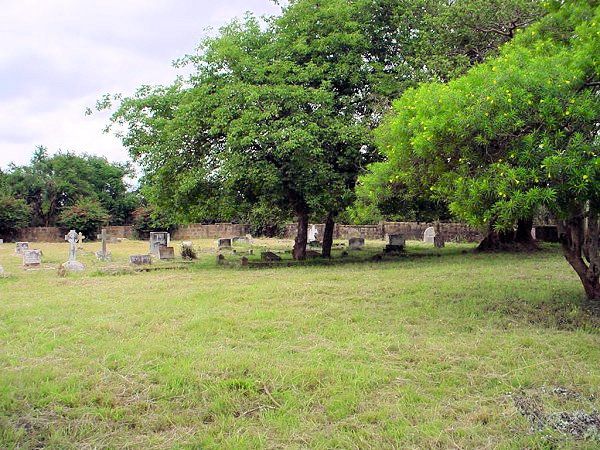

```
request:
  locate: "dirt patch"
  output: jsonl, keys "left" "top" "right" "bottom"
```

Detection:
{"left": 511, "top": 386, "right": 600, "bottom": 440}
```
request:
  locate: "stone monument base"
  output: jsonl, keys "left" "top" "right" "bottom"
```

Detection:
{"left": 63, "top": 260, "right": 85, "bottom": 272}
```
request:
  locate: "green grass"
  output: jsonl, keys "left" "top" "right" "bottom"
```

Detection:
{"left": 0, "top": 239, "right": 598, "bottom": 448}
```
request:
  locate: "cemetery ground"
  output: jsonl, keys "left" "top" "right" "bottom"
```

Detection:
{"left": 0, "top": 239, "right": 599, "bottom": 449}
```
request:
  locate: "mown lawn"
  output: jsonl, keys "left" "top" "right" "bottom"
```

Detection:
{"left": 0, "top": 239, "right": 598, "bottom": 449}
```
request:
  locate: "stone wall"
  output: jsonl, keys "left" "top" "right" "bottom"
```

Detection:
{"left": 14, "top": 222, "right": 482, "bottom": 243}
{"left": 171, "top": 223, "right": 251, "bottom": 240}
{"left": 283, "top": 222, "right": 483, "bottom": 242}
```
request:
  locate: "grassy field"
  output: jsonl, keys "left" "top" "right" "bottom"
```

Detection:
{"left": 0, "top": 238, "right": 599, "bottom": 449}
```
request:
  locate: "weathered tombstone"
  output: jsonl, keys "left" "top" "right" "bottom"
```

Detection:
{"left": 23, "top": 249, "right": 42, "bottom": 268}
{"left": 96, "top": 228, "right": 112, "bottom": 261}
{"left": 385, "top": 234, "right": 405, "bottom": 253}
{"left": 182, "top": 241, "right": 193, "bottom": 248}
{"left": 77, "top": 232, "right": 86, "bottom": 249}
{"left": 349, "top": 237, "right": 365, "bottom": 250}
{"left": 149, "top": 232, "right": 170, "bottom": 256}
{"left": 217, "top": 253, "right": 225, "bottom": 265}
{"left": 0, "top": 238, "right": 4, "bottom": 244}
{"left": 158, "top": 245, "right": 175, "bottom": 260}
{"left": 63, "top": 229, "right": 85, "bottom": 271}
{"left": 261, "top": 251, "right": 282, "bottom": 262}
{"left": 423, "top": 227, "right": 436, "bottom": 244}
{"left": 217, "top": 238, "right": 232, "bottom": 249}
{"left": 232, "top": 236, "right": 249, "bottom": 244}
{"left": 308, "top": 225, "right": 319, "bottom": 244}
{"left": 241, "top": 256, "right": 249, "bottom": 267}
{"left": 15, "top": 242, "right": 29, "bottom": 255}
{"left": 130, "top": 254, "right": 152, "bottom": 265}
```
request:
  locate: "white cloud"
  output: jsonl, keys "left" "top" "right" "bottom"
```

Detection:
{"left": 0, "top": 0, "right": 280, "bottom": 169}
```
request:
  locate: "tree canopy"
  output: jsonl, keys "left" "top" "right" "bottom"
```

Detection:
{"left": 366, "top": 0, "right": 600, "bottom": 299}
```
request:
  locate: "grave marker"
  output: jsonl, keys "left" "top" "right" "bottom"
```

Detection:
{"left": 15, "top": 242, "right": 29, "bottom": 255}
{"left": 23, "top": 249, "right": 42, "bottom": 268}
{"left": 217, "top": 238, "right": 232, "bottom": 249}
{"left": 130, "top": 254, "right": 152, "bottom": 265}
{"left": 349, "top": 237, "right": 365, "bottom": 250}
{"left": 149, "top": 232, "right": 170, "bottom": 256}
{"left": 96, "top": 228, "right": 112, "bottom": 260}
{"left": 63, "top": 229, "right": 85, "bottom": 271}
{"left": 423, "top": 227, "right": 436, "bottom": 244}
{"left": 158, "top": 246, "right": 175, "bottom": 260}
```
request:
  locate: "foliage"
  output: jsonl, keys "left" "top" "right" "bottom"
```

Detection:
{"left": 103, "top": 0, "right": 543, "bottom": 255}
{"left": 370, "top": 0, "right": 600, "bottom": 297}
{"left": 0, "top": 196, "right": 31, "bottom": 239}
{"left": 4, "top": 147, "right": 139, "bottom": 227}
{"left": 58, "top": 198, "right": 110, "bottom": 238}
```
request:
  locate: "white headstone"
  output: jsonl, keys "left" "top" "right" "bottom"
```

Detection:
{"left": 308, "top": 225, "right": 319, "bottom": 243}
{"left": 15, "top": 242, "right": 29, "bottom": 254}
{"left": 423, "top": 227, "right": 436, "bottom": 244}
{"left": 149, "top": 232, "right": 170, "bottom": 256}
{"left": 96, "top": 228, "right": 111, "bottom": 260}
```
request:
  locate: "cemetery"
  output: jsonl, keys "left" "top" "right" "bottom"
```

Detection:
{"left": 1, "top": 0, "right": 599, "bottom": 448}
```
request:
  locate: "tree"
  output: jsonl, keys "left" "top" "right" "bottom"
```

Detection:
{"left": 369, "top": 0, "right": 600, "bottom": 300}
{"left": 58, "top": 198, "right": 110, "bottom": 239}
{"left": 103, "top": 0, "right": 543, "bottom": 259}
{"left": 5, "top": 148, "right": 139, "bottom": 227}
{"left": 0, "top": 196, "right": 31, "bottom": 241}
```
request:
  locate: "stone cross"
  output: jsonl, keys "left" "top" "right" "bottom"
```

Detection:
{"left": 65, "top": 230, "right": 78, "bottom": 262}
{"left": 77, "top": 231, "right": 85, "bottom": 248}
{"left": 96, "top": 228, "right": 111, "bottom": 259}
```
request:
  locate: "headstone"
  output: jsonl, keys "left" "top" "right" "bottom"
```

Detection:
{"left": 217, "top": 238, "right": 232, "bottom": 249}
{"left": 0, "top": 238, "right": 4, "bottom": 244}
{"left": 385, "top": 234, "right": 405, "bottom": 253}
{"left": 63, "top": 229, "right": 85, "bottom": 271}
{"left": 423, "top": 227, "right": 436, "bottom": 244}
{"left": 181, "top": 241, "right": 193, "bottom": 248}
{"left": 96, "top": 228, "right": 112, "bottom": 261}
{"left": 15, "top": 242, "right": 29, "bottom": 255}
{"left": 261, "top": 251, "right": 282, "bottom": 262}
{"left": 241, "top": 256, "right": 249, "bottom": 267}
{"left": 308, "top": 225, "right": 319, "bottom": 244}
{"left": 158, "top": 246, "right": 175, "bottom": 260}
{"left": 149, "top": 232, "right": 170, "bottom": 256}
{"left": 217, "top": 254, "right": 225, "bottom": 264}
{"left": 77, "top": 232, "right": 86, "bottom": 249}
{"left": 232, "top": 236, "right": 249, "bottom": 244}
{"left": 130, "top": 254, "right": 152, "bottom": 265}
{"left": 22, "top": 249, "right": 42, "bottom": 268}
{"left": 349, "top": 237, "right": 365, "bottom": 250}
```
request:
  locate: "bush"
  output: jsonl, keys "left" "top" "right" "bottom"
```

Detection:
{"left": 59, "top": 198, "right": 110, "bottom": 239}
{"left": 0, "top": 196, "right": 31, "bottom": 240}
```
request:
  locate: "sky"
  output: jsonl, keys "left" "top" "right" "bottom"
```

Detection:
{"left": 0, "top": 0, "right": 281, "bottom": 170}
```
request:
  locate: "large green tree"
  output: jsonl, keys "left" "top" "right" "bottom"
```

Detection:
{"left": 369, "top": 0, "right": 600, "bottom": 300}
{"left": 104, "top": 0, "right": 542, "bottom": 258}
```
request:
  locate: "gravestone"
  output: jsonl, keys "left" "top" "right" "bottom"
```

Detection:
{"left": 63, "top": 229, "right": 85, "bottom": 271}
{"left": 232, "top": 236, "right": 250, "bottom": 244}
{"left": 423, "top": 227, "right": 436, "bottom": 244}
{"left": 149, "top": 232, "right": 170, "bottom": 256}
{"left": 0, "top": 239, "right": 4, "bottom": 244}
{"left": 15, "top": 242, "right": 29, "bottom": 255}
{"left": 308, "top": 225, "right": 319, "bottom": 244}
{"left": 261, "top": 251, "right": 282, "bottom": 262}
{"left": 130, "top": 254, "right": 152, "bottom": 265}
{"left": 217, "top": 238, "right": 232, "bottom": 249}
{"left": 241, "top": 256, "right": 249, "bottom": 267}
{"left": 349, "top": 237, "right": 365, "bottom": 250}
{"left": 96, "top": 228, "right": 112, "bottom": 260}
{"left": 181, "top": 241, "right": 193, "bottom": 248}
{"left": 158, "top": 246, "right": 175, "bottom": 260}
{"left": 385, "top": 234, "right": 405, "bottom": 253}
{"left": 77, "top": 232, "right": 86, "bottom": 249}
{"left": 23, "top": 249, "right": 42, "bottom": 268}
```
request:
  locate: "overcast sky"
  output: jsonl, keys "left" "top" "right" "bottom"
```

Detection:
{"left": 0, "top": 0, "right": 280, "bottom": 170}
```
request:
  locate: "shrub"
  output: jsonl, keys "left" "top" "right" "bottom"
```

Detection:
{"left": 0, "top": 196, "right": 31, "bottom": 240}
{"left": 59, "top": 198, "right": 110, "bottom": 239}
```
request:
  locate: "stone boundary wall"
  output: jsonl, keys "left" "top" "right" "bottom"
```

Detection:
{"left": 171, "top": 223, "right": 251, "bottom": 240}
{"left": 15, "top": 222, "right": 482, "bottom": 243}
{"left": 283, "top": 222, "right": 483, "bottom": 242}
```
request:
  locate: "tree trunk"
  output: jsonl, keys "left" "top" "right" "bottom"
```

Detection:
{"left": 515, "top": 218, "right": 534, "bottom": 244}
{"left": 322, "top": 212, "right": 335, "bottom": 259}
{"left": 558, "top": 211, "right": 600, "bottom": 302}
{"left": 292, "top": 208, "right": 309, "bottom": 261}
